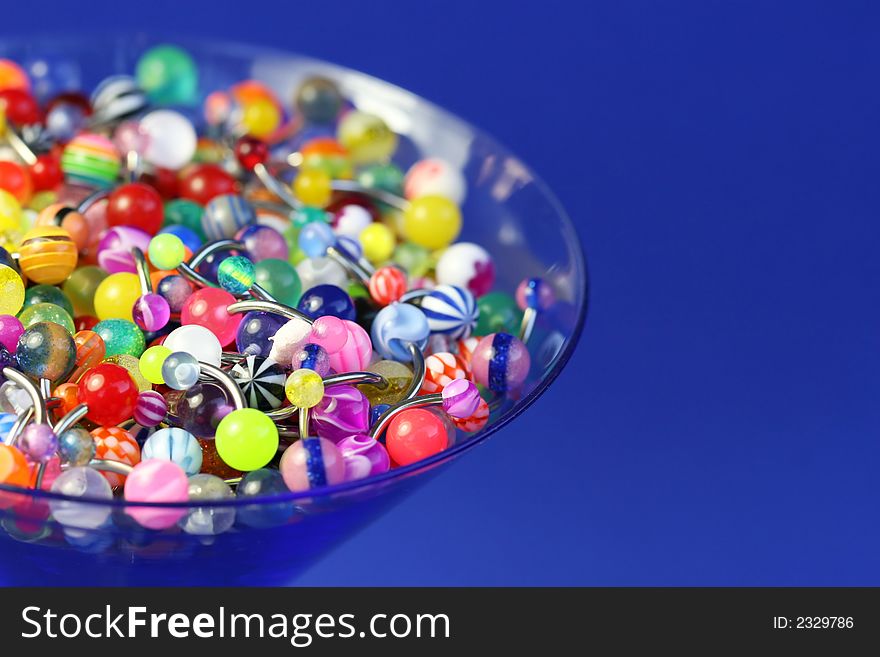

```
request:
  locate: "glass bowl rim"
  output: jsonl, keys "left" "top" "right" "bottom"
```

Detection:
{"left": 0, "top": 35, "right": 590, "bottom": 509}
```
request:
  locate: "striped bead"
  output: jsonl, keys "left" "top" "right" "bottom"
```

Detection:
{"left": 0, "top": 411, "right": 17, "bottom": 445}
{"left": 133, "top": 390, "right": 167, "bottom": 427}
{"left": 420, "top": 351, "right": 472, "bottom": 394}
{"left": 368, "top": 266, "right": 407, "bottom": 306}
{"left": 141, "top": 427, "right": 202, "bottom": 476}
{"left": 18, "top": 226, "right": 78, "bottom": 285}
{"left": 61, "top": 133, "right": 121, "bottom": 188}
{"left": 420, "top": 284, "right": 478, "bottom": 340}
{"left": 202, "top": 194, "right": 256, "bottom": 241}
{"left": 91, "top": 426, "right": 141, "bottom": 488}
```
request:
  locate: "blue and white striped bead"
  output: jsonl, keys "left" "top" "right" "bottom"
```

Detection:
{"left": 142, "top": 427, "right": 203, "bottom": 476}
{"left": 202, "top": 194, "right": 257, "bottom": 241}
{"left": 420, "top": 284, "right": 479, "bottom": 340}
{"left": 0, "top": 411, "right": 18, "bottom": 445}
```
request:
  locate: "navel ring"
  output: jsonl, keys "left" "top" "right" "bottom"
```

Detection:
{"left": 516, "top": 277, "right": 555, "bottom": 344}
{"left": 368, "top": 378, "right": 481, "bottom": 440}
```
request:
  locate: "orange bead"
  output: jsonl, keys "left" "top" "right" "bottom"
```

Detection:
{"left": 53, "top": 382, "right": 81, "bottom": 415}
{"left": 0, "top": 444, "right": 30, "bottom": 487}
{"left": 18, "top": 225, "right": 78, "bottom": 284}
{"left": 0, "top": 59, "right": 29, "bottom": 93}
{"left": 35, "top": 203, "right": 89, "bottom": 251}
{"left": 91, "top": 427, "right": 141, "bottom": 489}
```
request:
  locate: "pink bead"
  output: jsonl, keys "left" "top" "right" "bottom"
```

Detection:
{"left": 470, "top": 333, "right": 531, "bottom": 394}
{"left": 267, "top": 317, "right": 312, "bottom": 364}
{"left": 441, "top": 379, "right": 481, "bottom": 418}
{"left": 515, "top": 278, "right": 556, "bottom": 311}
{"left": 338, "top": 434, "right": 390, "bottom": 481}
{"left": 309, "top": 315, "right": 348, "bottom": 354}
{"left": 0, "top": 314, "right": 24, "bottom": 352}
{"left": 181, "top": 287, "right": 242, "bottom": 347}
{"left": 279, "top": 437, "right": 346, "bottom": 492}
{"left": 327, "top": 320, "right": 372, "bottom": 373}
{"left": 123, "top": 459, "right": 189, "bottom": 529}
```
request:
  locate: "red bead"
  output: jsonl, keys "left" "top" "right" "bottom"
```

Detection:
{"left": 368, "top": 266, "right": 408, "bottom": 306}
{"left": 0, "top": 89, "right": 41, "bottom": 125}
{"left": 385, "top": 408, "right": 450, "bottom": 466}
{"left": 78, "top": 363, "right": 139, "bottom": 427}
{"left": 0, "top": 160, "right": 32, "bottom": 203}
{"left": 29, "top": 153, "right": 63, "bottom": 191}
{"left": 44, "top": 91, "right": 91, "bottom": 116}
{"left": 180, "top": 287, "right": 242, "bottom": 346}
{"left": 326, "top": 193, "right": 380, "bottom": 222}
{"left": 106, "top": 182, "right": 164, "bottom": 235}
{"left": 234, "top": 136, "right": 269, "bottom": 171}
{"left": 179, "top": 164, "right": 238, "bottom": 205}
{"left": 74, "top": 315, "right": 99, "bottom": 331}
{"left": 140, "top": 167, "right": 180, "bottom": 200}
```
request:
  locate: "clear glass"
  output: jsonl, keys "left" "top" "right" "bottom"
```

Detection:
{"left": 0, "top": 36, "right": 589, "bottom": 585}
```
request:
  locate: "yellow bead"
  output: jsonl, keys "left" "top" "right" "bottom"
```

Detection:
{"left": 0, "top": 189, "right": 22, "bottom": 233}
{"left": 94, "top": 272, "right": 141, "bottom": 321}
{"left": 0, "top": 263, "right": 24, "bottom": 315}
{"left": 139, "top": 345, "right": 172, "bottom": 385}
{"left": 17, "top": 225, "right": 78, "bottom": 285}
{"left": 292, "top": 169, "right": 332, "bottom": 208}
{"left": 359, "top": 222, "right": 396, "bottom": 264}
{"left": 285, "top": 369, "right": 325, "bottom": 409}
{"left": 241, "top": 97, "right": 281, "bottom": 139}
{"left": 337, "top": 111, "right": 397, "bottom": 164}
{"left": 0, "top": 109, "right": 6, "bottom": 137}
{"left": 402, "top": 195, "right": 462, "bottom": 250}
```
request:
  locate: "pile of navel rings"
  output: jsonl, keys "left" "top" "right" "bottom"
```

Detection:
{"left": 0, "top": 44, "right": 556, "bottom": 535}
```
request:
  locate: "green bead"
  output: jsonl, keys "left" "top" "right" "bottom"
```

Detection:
{"left": 18, "top": 303, "right": 75, "bottom": 334}
{"left": 148, "top": 233, "right": 187, "bottom": 270}
{"left": 136, "top": 44, "right": 198, "bottom": 105}
{"left": 347, "top": 282, "right": 369, "bottom": 300}
{"left": 254, "top": 258, "right": 302, "bottom": 306}
{"left": 23, "top": 285, "right": 74, "bottom": 318}
{"left": 93, "top": 319, "right": 146, "bottom": 357}
{"left": 62, "top": 266, "right": 107, "bottom": 317}
{"left": 392, "top": 242, "right": 432, "bottom": 278}
{"left": 164, "top": 199, "right": 206, "bottom": 239}
{"left": 475, "top": 292, "right": 523, "bottom": 336}
{"left": 357, "top": 162, "right": 404, "bottom": 197}
{"left": 293, "top": 206, "right": 329, "bottom": 229}
{"left": 218, "top": 256, "right": 256, "bottom": 295}
{"left": 215, "top": 408, "right": 279, "bottom": 471}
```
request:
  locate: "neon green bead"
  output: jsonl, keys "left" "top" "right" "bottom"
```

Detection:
{"left": 215, "top": 408, "right": 279, "bottom": 471}
{"left": 359, "top": 222, "right": 396, "bottom": 264}
{"left": 0, "top": 263, "right": 24, "bottom": 315}
{"left": 18, "top": 303, "right": 74, "bottom": 334}
{"left": 148, "top": 234, "right": 186, "bottom": 270}
{"left": 139, "top": 345, "right": 172, "bottom": 385}
{"left": 285, "top": 369, "right": 325, "bottom": 409}
{"left": 402, "top": 195, "right": 461, "bottom": 250}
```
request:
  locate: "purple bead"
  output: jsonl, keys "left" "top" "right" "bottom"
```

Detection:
{"left": 338, "top": 434, "right": 390, "bottom": 481}
{"left": 98, "top": 226, "right": 151, "bottom": 273}
{"left": 441, "top": 379, "right": 481, "bottom": 418}
{"left": 176, "top": 383, "right": 233, "bottom": 438}
{"left": 156, "top": 275, "right": 192, "bottom": 314}
{"left": 132, "top": 294, "right": 171, "bottom": 332}
{"left": 0, "top": 315, "right": 24, "bottom": 352}
{"left": 292, "top": 343, "right": 330, "bottom": 377}
{"left": 134, "top": 390, "right": 168, "bottom": 427}
{"left": 97, "top": 248, "right": 136, "bottom": 274}
{"left": 235, "top": 311, "right": 287, "bottom": 358}
{"left": 235, "top": 224, "right": 289, "bottom": 262}
{"left": 19, "top": 424, "right": 58, "bottom": 463}
{"left": 310, "top": 384, "right": 369, "bottom": 442}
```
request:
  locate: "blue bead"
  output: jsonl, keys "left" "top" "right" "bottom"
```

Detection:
{"left": 296, "top": 284, "right": 356, "bottom": 321}
{"left": 142, "top": 427, "right": 203, "bottom": 476}
{"left": 370, "top": 403, "right": 390, "bottom": 426}
{"left": 298, "top": 221, "right": 336, "bottom": 258}
{"left": 159, "top": 224, "right": 203, "bottom": 253}
{"left": 371, "top": 302, "right": 430, "bottom": 361}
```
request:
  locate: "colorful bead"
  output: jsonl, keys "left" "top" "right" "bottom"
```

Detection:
{"left": 337, "top": 111, "right": 397, "bottom": 164}
{"left": 68, "top": 329, "right": 106, "bottom": 382}
{"left": 236, "top": 224, "right": 288, "bottom": 262}
{"left": 476, "top": 292, "right": 523, "bottom": 336}
{"left": 133, "top": 390, "right": 168, "bottom": 427}
{"left": 421, "top": 351, "right": 472, "bottom": 394}
{"left": 284, "top": 368, "right": 325, "bottom": 408}
{"left": 0, "top": 444, "right": 29, "bottom": 486}
{"left": 139, "top": 344, "right": 171, "bottom": 384}
{"left": 15, "top": 321, "right": 76, "bottom": 382}
{"left": 279, "top": 436, "right": 345, "bottom": 492}
{"left": 402, "top": 196, "right": 461, "bottom": 250}
{"left": 49, "top": 467, "right": 112, "bottom": 529}
{"left": 327, "top": 320, "right": 372, "bottom": 373}
{"left": 296, "top": 256, "right": 348, "bottom": 291}
{"left": 142, "top": 427, "right": 203, "bottom": 476}
{"left": 176, "top": 383, "right": 233, "bottom": 438}
{"left": 19, "top": 424, "right": 58, "bottom": 463}
{"left": 404, "top": 158, "right": 466, "bottom": 204}
{"left": 308, "top": 315, "right": 348, "bottom": 354}
{"left": 293, "top": 169, "right": 332, "bottom": 207}
{"left": 79, "top": 364, "right": 139, "bottom": 427}
{"left": 371, "top": 302, "right": 429, "bottom": 361}
{"left": 106, "top": 183, "right": 164, "bottom": 235}
{"left": 421, "top": 284, "right": 479, "bottom": 340}
{"left": 139, "top": 109, "right": 197, "bottom": 170}
{"left": 131, "top": 293, "right": 171, "bottom": 332}
{"left": 291, "top": 343, "right": 330, "bottom": 377}
{"left": 297, "top": 284, "right": 356, "bottom": 321}
{"left": 310, "top": 384, "right": 370, "bottom": 442}
{"left": 156, "top": 274, "right": 193, "bottom": 313}
{"left": 217, "top": 255, "right": 256, "bottom": 295}
{"left": 435, "top": 242, "right": 495, "bottom": 297}
{"left": 369, "top": 266, "right": 407, "bottom": 306}
{"left": 60, "top": 133, "right": 120, "bottom": 188}
{"left": 180, "top": 287, "right": 242, "bottom": 346}
{"left": 18, "top": 225, "right": 78, "bottom": 285}
{"left": 362, "top": 360, "right": 413, "bottom": 406}
{"left": 296, "top": 77, "right": 343, "bottom": 123}
{"left": 34, "top": 204, "right": 89, "bottom": 251}
{"left": 202, "top": 194, "right": 256, "bottom": 241}
{"left": 236, "top": 468, "right": 293, "bottom": 528}
{"left": 18, "top": 302, "right": 75, "bottom": 334}
{"left": 338, "top": 434, "right": 390, "bottom": 481}
{"left": 0, "top": 314, "right": 24, "bottom": 352}
{"left": 23, "top": 284, "right": 74, "bottom": 318}
{"left": 93, "top": 272, "right": 141, "bottom": 321}
{"left": 215, "top": 408, "right": 279, "bottom": 472}
{"left": 93, "top": 318, "right": 145, "bottom": 357}
{"left": 0, "top": 265, "right": 24, "bottom": 316}
{"left": 123, "top": 459, "right": 189, "bottom": 529}
{"left": 470, "top": 333, "right": 531, "bottom": 393}
{"left": 441, "top": 379, "right": 481, "bottom": 418}
{"left": 91, "top": 426, "right": 141, "bottom": 489}
{"left": 298, "top": 220, "right": 335, "bottom": 258}
{"left": 253, "top": 258, "right": 302, "bottom": 307}
{"left": 358, "top": 222, "right": 395, "bottom": 264}
{"left": 385, "top": 408, "right": 451, "bottom": 466}
{"left": 267, "top": 317, "right": 312, "bottom": 365}
{"left": 230, "top": 355, "right": 286, "bottom": 411}
{"left": 57, "top": 427, "right": 96, "bottom": 466}
{"left": 136, "top": 44, "right": 197, "bottom": 105}
{"left": 161, "top": 351, "right": 200, "bottom": 390}
{"left": 236, "top": 311, "right": 286, "bottom": 358}
{"left": 516, "top": 277, "right": 556, "bottom": 311}
{"left": 148, "top": 233, "right": 186, "bottom": 270}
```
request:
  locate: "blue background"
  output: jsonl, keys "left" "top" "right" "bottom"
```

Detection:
{"left": 5, "top": 0, "right": 879, "bottom": 584}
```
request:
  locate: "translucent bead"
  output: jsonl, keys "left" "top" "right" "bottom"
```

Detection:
{"left": 56, "top": 427, "right": 96, "bottom": 466}
{"left": 284, "top": 369, "right": 325, "bottom": 409}
{"left": 19, "top": 424, "right": 58, "bottom": 463}
{"left": 337, "top": 111, "right": 397, "bottom": 164}
{"left": 182, "top": 474, "right": 236, "bottom": 535}
{"left": 49, "top": 467, "right": 113, "bottom": 529}
{"left": 362, "top": 360, "right": 413, "bottom": 406}
{"left": 292, "top": 343, "right": 330, "bottom": 377}
{"left": 161, "top": 351, "right": 201, "bottom": 390}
